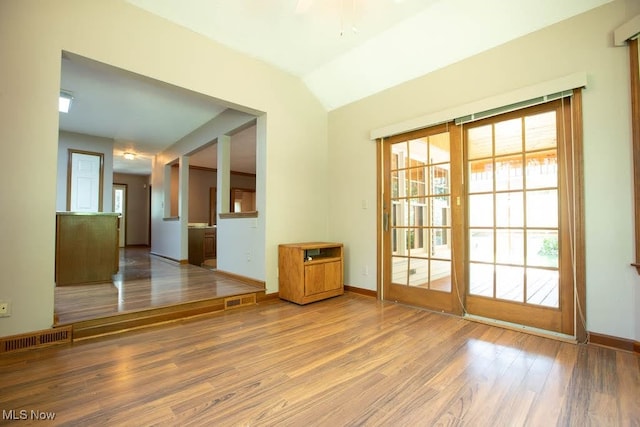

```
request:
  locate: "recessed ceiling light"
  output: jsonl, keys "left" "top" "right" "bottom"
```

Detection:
{"left": 123, "top": 152, "right": 136, "bottom": 160}
{"left": 59, "top": 91, "right": 73, "bottom": 113}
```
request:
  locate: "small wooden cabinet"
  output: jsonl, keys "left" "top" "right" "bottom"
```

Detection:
{"left": 278, "top": 242, "right": 344, "bottom": 304}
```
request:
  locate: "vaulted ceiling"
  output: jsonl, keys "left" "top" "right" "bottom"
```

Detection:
{"left": 126, "top": 0, "right": 612, "bottom": 110}
{"left": 58, "top": 0, "right": 611, "bottom": 175}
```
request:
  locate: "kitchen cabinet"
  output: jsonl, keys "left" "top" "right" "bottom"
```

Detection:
{"left": 188, "top": 226, "right": 216, "bottom": 266}
{"left": 55, "top": 212, "right": 119, "bottom": 285}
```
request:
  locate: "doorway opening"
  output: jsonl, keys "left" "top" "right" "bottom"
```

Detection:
{"left": 113, "top": 184, "right": 127, "bottom": 247}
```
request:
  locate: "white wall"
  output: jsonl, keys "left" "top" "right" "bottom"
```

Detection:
{"left": 154, "top": 110, "right": 267, "bottom": 281}
{"left": 57, "top": 131, "right": 114, "bottom": 212}
{"left": 0, "top": 0, "right": 327, "bottom": 336}
{"left": 328, "top": 1, "right": 640, "bottom": 341}
{"left": 153, "top": 110, "right": 256, "bottom": 261}
{"left": 217, "top": 115, "right": 267, "bottom": 282}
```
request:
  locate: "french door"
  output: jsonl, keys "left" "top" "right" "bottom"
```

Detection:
{"left": 382, "top": 124, "right": 464, "bottom": 314}
{"left": 381, "top": 96, "right": 582, "bottom": 336}
{"left": 463, "top": 100, "right": 576, "bottom": 335}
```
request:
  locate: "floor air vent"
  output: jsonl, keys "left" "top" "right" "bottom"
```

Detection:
{"left": 0, "top": 326, "right": 73, "bottom": 354}
{"left": 224, "top": 294, "right": 256, "bottom": 310}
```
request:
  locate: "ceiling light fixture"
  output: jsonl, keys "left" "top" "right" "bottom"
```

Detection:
{"left": 123, "top": 152, "right": 136, "bottom": 160}
{"left": 59, "top": 91, "right": 73, "bottom": 113}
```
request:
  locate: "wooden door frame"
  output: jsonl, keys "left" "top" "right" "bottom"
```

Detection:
{"left": 377, "top": 140, "right": 384, "bottom": 300}
{"left": 113, "top": 183, "right": 127, "bottom": 248}
{"left": 66, "top": 149, "right": 104, "bottom": 212}
{"left": 571, "top": 89, "right": 587, "bottom": 343}
{"left": 209, "top": 187, "right": 217, "bottom": 226}
{"left": 377, "top": 124, "right": 464, "bottom": 315}
{"left": 148, "top": 184, "right": 152, "bottom": 246}
{"left": 629, "top": 38, "right": 640, "bottom": 274}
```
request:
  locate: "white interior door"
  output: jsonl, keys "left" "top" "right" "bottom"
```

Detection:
{"left": 69, "top": 151, "right": 103, "bottom": 212}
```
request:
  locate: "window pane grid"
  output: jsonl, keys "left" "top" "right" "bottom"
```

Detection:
{"left": 467, "top": 111, "right": 559, "bottom": 307}
{"left": 390, "top": 132, "right": 452, "bottom": 292}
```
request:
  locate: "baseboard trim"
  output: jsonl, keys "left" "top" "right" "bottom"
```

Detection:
{"left": 214, "top": 270, "right": 266, "bottom": 289}
{"left": 589, "top": 331, "right": 640, "bottom": 354}
{"left": 257, "top": 292, "right": 280, "bottom": 302}
{"left": 345, "top": 285, "right": 377, "bottom": 298}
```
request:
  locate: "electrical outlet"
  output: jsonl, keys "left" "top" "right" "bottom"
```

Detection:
{"left": 0, "top": 300, "right": 10, "bottom": 317}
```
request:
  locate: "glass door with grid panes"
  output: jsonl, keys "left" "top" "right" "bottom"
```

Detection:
{"left": 382, "top": 125, "right": 463, "bottom": 313}
{"left": 464, "top": 100, "right": 575, "bottom": 335}
{"left": 381, "top": 98, "right": 578, "bottom": 335}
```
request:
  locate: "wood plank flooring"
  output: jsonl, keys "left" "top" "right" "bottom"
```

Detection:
{"left": 2, "top": 293, "right": 639, "bottom": 426}
{"left": 54, "top": 247, "right": 259, "bottom": 325}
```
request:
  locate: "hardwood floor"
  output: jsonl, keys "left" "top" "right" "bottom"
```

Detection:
{"left": 54, "top": 247, "right": 259, "bottom": 325}
{"left": 2, "top": 293, "right": 638, "bottom": 426}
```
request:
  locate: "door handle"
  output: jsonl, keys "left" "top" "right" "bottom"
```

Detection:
{"left": 383, "top": 212, "right": 389, "bottom": 231}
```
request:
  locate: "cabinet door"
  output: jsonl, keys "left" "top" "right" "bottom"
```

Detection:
{"left": 304, "top": 261, "right": 342, "bottom": 296}
{"left": 188, "top": 229, "right": 204, "bottom": 266}
{"left": 203, "top": 231, "right": 216, "bottom": 259}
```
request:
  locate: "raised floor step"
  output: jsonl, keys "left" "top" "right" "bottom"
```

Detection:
{"left": 59, "top": 293, "right": 257, "bottom": 340}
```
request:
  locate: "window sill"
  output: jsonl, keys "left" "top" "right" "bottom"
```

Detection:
{"left": 219, "top": 211, "right": 258, "bottom": 219}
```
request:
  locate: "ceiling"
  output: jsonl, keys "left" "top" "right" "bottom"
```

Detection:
{"left": 59, "top": 0, "right": 610, "bottom": 175}
{"left": 126, "top": 0, "right": 612, "bottom": 109}
{"left": 59, "top": 53, "right": 256, "bottom": 175}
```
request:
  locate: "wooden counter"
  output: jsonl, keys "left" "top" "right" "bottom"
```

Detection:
{"left": 55, "top": 212, "right": 119, "bottom": 285}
